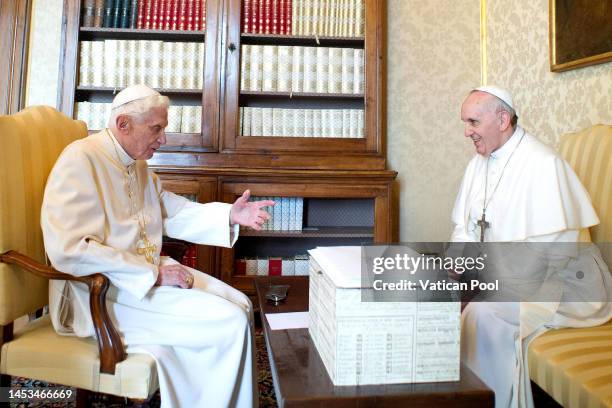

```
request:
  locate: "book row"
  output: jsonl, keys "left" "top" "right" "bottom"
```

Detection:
{"left": 241, "top": 0, "right": 364, "bottom": 37}
{"left": 79, "top": 40, "right": 205, "bottom": 90}
{"left": 235, "top": 255, "right": 310, "bottom": 276}
{"left": 76, "top": 102, "right": 202, "bottom": 133}
{"left": 240, "top": 107, "right": 364, "bottom": 138}
{"left": 240, "top": 45, "right": 364, "bottom": 94}
{"left": 81, "top": 0, "right": 207, "bottom": 31}
{"left": 248, "top": 196, "right": 304, "bottom": 231}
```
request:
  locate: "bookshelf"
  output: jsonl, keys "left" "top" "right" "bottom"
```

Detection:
{"left": 58, "top": 0, "right": 397, "bottom": 299}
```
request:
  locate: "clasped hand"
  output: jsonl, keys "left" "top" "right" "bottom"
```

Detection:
{"left": 156, "top": 264, "right": 194, "bottom": 289}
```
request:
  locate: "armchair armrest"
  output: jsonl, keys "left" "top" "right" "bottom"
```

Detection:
{"left": 0, "top": 250, "right": 126, "bottom": 374}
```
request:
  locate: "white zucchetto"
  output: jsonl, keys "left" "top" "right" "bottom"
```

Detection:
{"left": 474, "top": 85, "right": 518, "bottom": 117}
{"left": 111, "top": 84, "right": 160, "bottom": 109}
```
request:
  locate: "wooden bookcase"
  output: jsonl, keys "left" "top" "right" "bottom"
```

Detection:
{"left": 58, "top": 0, "right": 397, "bottom": 299}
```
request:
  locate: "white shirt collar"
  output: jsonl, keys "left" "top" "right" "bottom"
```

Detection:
{"left": 490, "top": 126, "right": 524, "bottom": 161}
{"left": 105, "top": 128, "right": 136, "bottom": 167}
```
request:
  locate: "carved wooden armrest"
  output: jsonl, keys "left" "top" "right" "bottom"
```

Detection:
{"left": 0, "top": 250, "right": 126, "bottom": 374}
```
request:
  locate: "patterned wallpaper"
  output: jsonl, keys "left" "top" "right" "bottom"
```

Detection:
{"left": 25, "top": 0, "right": 62, "bottom": 108}
{"left": 388, "top": 0, "right": 612, "bottom": 242}
{"left": 386, "top": 0, "right": 481, "bottom": 242}
{"left": 487, "top": 0, "right": 612, "bottom": 148}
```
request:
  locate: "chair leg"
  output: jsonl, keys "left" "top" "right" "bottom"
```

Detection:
{"left": 75, "top": 388, "right": 91, "bottom": 408}
{"left": 0, "top": 374, "right": 11, "bottom": 387}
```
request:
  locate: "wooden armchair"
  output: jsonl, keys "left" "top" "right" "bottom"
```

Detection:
{"left": 0, "top": 106, "right": 158, "bottom": 405}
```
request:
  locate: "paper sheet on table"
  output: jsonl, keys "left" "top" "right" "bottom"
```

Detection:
{"left": 266, "top": 312, "right": 309, "bottom": 330}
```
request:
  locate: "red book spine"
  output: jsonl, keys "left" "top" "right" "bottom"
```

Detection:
{"left": 178, "top": 0, "right": 187, "bottom": 30}
{"left": 182, "top": 245, "right": 197, "bottom": 268}
{"left": 151, "top": 0, "right": 160, "bottom": 29}
{"left": 285, "top": 0, "right": 291, "bottom": 35}
{"left": 279, "top": 0, "right": 285, "bottom": 34}
{"left": 243, "top": 0, "right": 251, "bottom": 33}
{"left": 263, "top": 0, "right": 271, "bottom": 34}
{"left": 235, "top": 259, "right": 246, "bottom": 275}
{"left": 186, "top": 0, "right": 194, "bottom": 30}
{"left": 193, "top": 0, "right": 200, "bottom": 30}
{"left": 165, "top": 0, "right": 174, "bottom": 29}
{"left": 202, "top": 0, "right": 206, "bottom": 30}
{"left": 158, "top": 0, "right": 166, "bottom": 30}
{"left": 268, "top": 258, "right": 282, "bottom": 276}
{"left": 251, "top": 0, "right": 260, "bottom": 33}
{"left": 144, "top": 0, "right": 153, "bottom": 29}
{"left": 137, "top": 0, "right": 146, "bottom": 28}
{"left": 271, "top": 0, "right": 279, "bottom": 34}
{"left": 257, "top": 0, "right": 264, "bottom": 33}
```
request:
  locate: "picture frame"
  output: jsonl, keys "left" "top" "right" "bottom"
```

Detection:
{"left": 549, "top": 0, "right": 612, "bottom": 72}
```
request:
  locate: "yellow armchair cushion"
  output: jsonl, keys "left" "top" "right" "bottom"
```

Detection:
{"left": 0, "top": 315, "right": 158, "bottom": 399}
{"left": 528, "top": 320, "right": 612, "bottom": 408}
{"left": 0, "top": 106, "right": 87, "bottom": 325}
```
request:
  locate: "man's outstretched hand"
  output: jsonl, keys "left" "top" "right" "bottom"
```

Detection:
{"left": 230, "top": 190, "right": 275, "bottom": 230}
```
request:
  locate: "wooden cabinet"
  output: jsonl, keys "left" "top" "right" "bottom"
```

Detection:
{"left": 59, "top": 0, "right": 396, "bottom": 296}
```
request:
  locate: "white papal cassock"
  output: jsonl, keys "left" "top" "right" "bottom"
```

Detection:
{"left": 451, "top": 126, "right": 612, "bottom": 408}
{"left": 41, "top": 129, "right": 256, "bottom": 408}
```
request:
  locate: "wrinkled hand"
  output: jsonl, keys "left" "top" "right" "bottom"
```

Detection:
{"left": 230, "top": 190, "right": 274, "bottom": 230}
{"left": 155, "top": 264, "right": 194, "bottom": 289}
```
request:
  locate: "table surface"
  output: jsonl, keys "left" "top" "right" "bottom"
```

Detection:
{"left": 255, "top": 276, "right": 495, "bottom": 408}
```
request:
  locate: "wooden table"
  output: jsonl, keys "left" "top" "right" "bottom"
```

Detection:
{"left": 255, "top": 276, "right": 494, "bottom": 408}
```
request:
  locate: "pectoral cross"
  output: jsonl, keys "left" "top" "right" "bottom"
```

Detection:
{"left": 477, "top": 210, "right": 490, "bottom": 243}
{"left": 137, "top": 233, "right": 158, "bottom": 264}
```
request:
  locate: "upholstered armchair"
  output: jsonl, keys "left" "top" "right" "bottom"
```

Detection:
{"left": 0, "top": 106, "right": 158, "bottom": 405}
{"left": 528, "top": 124, "right": 612, "bottom": 407}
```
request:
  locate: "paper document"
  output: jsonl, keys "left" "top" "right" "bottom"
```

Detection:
{"left": 266, "top": 312, "right": 310, "bottom": 330}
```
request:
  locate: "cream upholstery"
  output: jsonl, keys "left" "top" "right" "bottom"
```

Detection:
{"left": 529, "top": 124, "right": 612, "bottom": 408}
{"left": 0, "top": 106, "right": 157, "bottom": 400}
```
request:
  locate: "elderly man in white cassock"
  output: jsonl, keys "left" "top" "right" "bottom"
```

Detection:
{"left": 451, "top": 86, "right": 612, "bottom": 407}
{"left": 41, "top": 84, "right": 273, "bottom": 407}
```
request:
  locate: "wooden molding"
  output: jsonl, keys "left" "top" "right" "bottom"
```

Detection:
{"left": 0, "top": 0, "right": 32, "bottom": 115}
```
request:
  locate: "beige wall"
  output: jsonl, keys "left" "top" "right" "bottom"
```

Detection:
{"left": 387, "top": 0, "right": 480, "bottom": 242}
{"left": 387, "top": 0, "right": 612, "bottom": 242}
{"left": 25, "top": 0, "right": 62, "bottom": 108}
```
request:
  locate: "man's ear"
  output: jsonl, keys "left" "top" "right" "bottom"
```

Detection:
{"left": 499, "top": 110, "right": 511, "bottom": 131}
{"left": 115, "top": 114, "right": 131, "bottom": 133}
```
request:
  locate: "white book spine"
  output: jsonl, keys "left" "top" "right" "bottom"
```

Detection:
{"left": 282, "top": 258, "right": 295, "bottom": 276}
{"left": 103, "top": 40, "right": 118, "bottom": 87}
{"left": 302, "top": 47, "right": 317, "bottom": 93}
{"left": 349, "top": 108, "right": 357, "bottom": 138}
{"left": 357, "top": 109, "right": 364, "bottom": 138}
{"left": 272, "top": 108, "right": 283, "bottom": 136}
{"left": 240, "top": 44, "right": 250, "bottom": 91}
{"left": 296, "top": 197, "right": 304, "bottom": 230}
{"left": 291, "top": 46, "right": 304, "bottom": 93}
{"left": 167, "top": 105, "right": 182, "bottom": 133}
{"left": 276, "top": 46, "right": 292, "bottom": 92}
{"left": 354, "top": 48, "right": 364, "bottom": 94}
{"left": 245, "top": 258, "right": 258, "bottom": 275}
{"left": 78, "top": 41, "right": 92, "bottom": 86}
{"left": 288, "top": 197, "right": 296, "bottom": 229}
{"left": 127, "top": 40, "right": 138, "bottom": 86}
{"left": 293, "top": 108, "right": 305, "bottom": 137}
{"left": 251, "top": 107, "right": 263, "bottom": 136}
{"left": 181, "top": 105, "right": 192, "bottom": 133}
{"left": 184, "top": 42, "right": 198, "bottom": 89}
{"left": 355, "top": 0, "right": 364, "bottom": 37}
{"left": 282, "top": 109, "right": 293, "bottom": 137}
{"left": 261, "top": 107, "right": 273, "bottom": 136}
{"left": 162, "top": 42, "right": 175, "bottom": 89}
{"left": 331, "top": 109, "right": 343, "bottom": 138}
{"left": 174, "top": 42, "right": 187, "bottom": 89}
{"left": 261, "top": 45, "right": 278, "bottom": 92}
{"left": 194, "top": 106, "right": 202, "bottom": 133}
{"left": 75, "top": 102, "right": 91, "bottom": 127}
{"left": 330, "top": 0, "right": 338, "bottom": 37}
{"left": 347, "top": 0, "right": 355, "bottom": 37}
{"left": 116, "top": 40, "right": 128, "bottom": 87}
{"left": 342, "top": 109, "right": 351, "bottom": 137}
{"left": 242, "top": 107, "right": 252, "bottom": 136}
{"left": 249, "top": 45, "right": 263, "bottom": 92}
{"left": 313, "top": 109, "right": 323, "bottom": 137}
{"left": 281, "top": 197, "right": 290, "bottom": 230}
{"left": 304, "top": 109, "right": 314, "bottom": 137}
{"left": 197, "top": 42, "right": 205, "bottom": 89}
{"left": 340, "top": 0, "right": 349, "bottom": 37}
{"left": 315, "top": 47, "right": 329, "bottom": 94}
{"left": 273, "top": 196, "right": 283, "bottom": 230}
{"left": 328, "top": 47, "right": 343, "bottom": 93}
{"left": 303, "top": 0, "right": 312, "bottom": 35}
{"left": 138, "top": 40, "right": 149, "bottom": 86}
{"left": 292, "top": 0, "right": 300, "bottom": 35}
{"left": 149, "top": 40, "right": 163, "bottom": 88}
{"left": 341, "top": 47, "right": 354, "bottom": 94}
{"left": 91, "top": 41, "right": 105, "bottom": 87}
{"left": 311, "top": 0, "right": 320, "bottom": 35}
